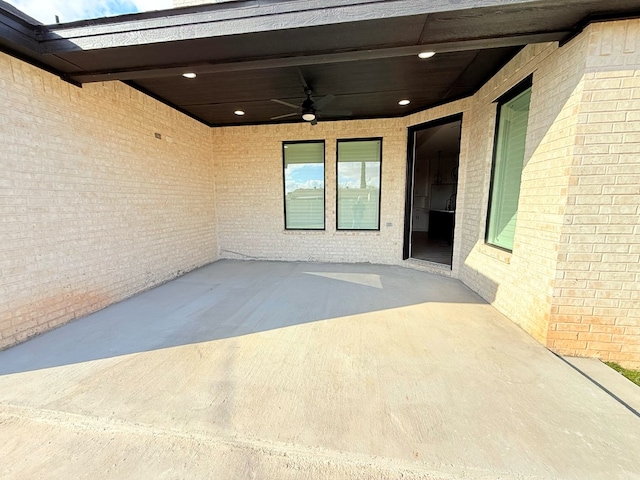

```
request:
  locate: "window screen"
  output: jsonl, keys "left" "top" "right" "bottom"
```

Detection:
{"left": 337, "top": 139, "right": 382, "bottom": 230}
{"left": 283, "top": 141, "right": 325, "bottom": 230}
{"left": 486, "top": 85, "right": 532, "bottom": 251}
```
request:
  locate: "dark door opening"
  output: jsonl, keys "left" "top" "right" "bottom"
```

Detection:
{"left": 403, "top": 115, "right": 462, "bottom": 266}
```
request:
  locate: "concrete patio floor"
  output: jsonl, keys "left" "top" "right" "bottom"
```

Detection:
{"left": 0, "top": 260, "right": 638, "bottom": 479}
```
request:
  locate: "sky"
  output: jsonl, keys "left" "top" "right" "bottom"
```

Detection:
{"left": 338, "top": 162, "right": 380, "bottom": 189}
{"left": 5, "top": 0, "right": 173, "bottom": 24}
{"left": 285, "top": 164, "right": 324, "bottom": 194}
{"left": 284, "top": 161, "right": 381, "bottom": 194}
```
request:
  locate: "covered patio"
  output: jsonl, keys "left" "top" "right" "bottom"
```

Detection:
{"left": 2, "top": 0, "right": 640, "bottom": 373}
{"left": 1, "top": 260, "right": 637, "bottom": 479}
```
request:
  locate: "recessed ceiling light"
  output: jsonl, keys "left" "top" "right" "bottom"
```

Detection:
{"left": 398, "top": 99, "right": 411, "bottom": 106}
{"left": 182, "top": 72, "right": 197, "bottom": 78}
{"left": 234, "top": 110, "right": 245, "bottom": 116}
{"left": 418, "top": 51, "right": 436, "bottom": 59}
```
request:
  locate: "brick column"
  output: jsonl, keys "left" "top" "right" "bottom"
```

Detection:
{"left": 549, "top": 19, "right": 640, "bottom": 369}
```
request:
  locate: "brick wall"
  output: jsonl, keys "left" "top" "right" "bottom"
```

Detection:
{"left": 210, "top": 23, "right": 639, "bottom": 366}
{"left": 212, "top": 120, "right": 407, "bottom": 264}
{"left": 0, "top": 53, "right": 217, "bottom": 348}
{"left": 410, "top": 39, "right": 589, "bottom": 344}
{"left": 550, "top": 20, "right": 640, "bottom": 369}
{"left": 425, "top": 20, "right": 640, "bottom": 367}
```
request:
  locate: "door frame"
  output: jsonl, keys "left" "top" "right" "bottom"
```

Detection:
{"left": 403, "top": 113, "right": 463, "bottom": 260}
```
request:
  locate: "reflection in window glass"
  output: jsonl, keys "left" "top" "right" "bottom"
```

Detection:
{"left": 283, "top": 141, "right": 325, "bottom": 229}
{"left": 486, "top": 86, "right": 532, "bottom": 251}
{"left": 337, "top": 139, "right": 382, "bottom": 230}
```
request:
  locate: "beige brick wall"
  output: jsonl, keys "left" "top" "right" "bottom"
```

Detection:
{"left": 411, "top": 39, "right": 588, "bottom": 344}
{"left": 406, "top": 21, "right": 640, "bottom": 368}
{"left": 435, "top": 20, "right": 640, "bottom": 367}
{"left": 550, "top": 20, "right": 640, "bottom": 369}
{"left": 210, "top": 22, "right": 639, "bottom": 366}
{"left": 0, "top": 53, "right": 217, "bottom": 348}
{"left": 212, "top": 120, "right": 407, "bottom": 264}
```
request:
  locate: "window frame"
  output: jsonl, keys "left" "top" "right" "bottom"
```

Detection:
{"left": 335, "top": 137, "right": 383, "bottom": 232}
{"left": 282, "top": 139, "right": 326, "bottom": 231}
{"left": 485, "top": 75, "right": 533, "bottom": 252}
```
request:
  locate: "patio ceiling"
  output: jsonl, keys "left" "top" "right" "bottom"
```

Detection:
{"left": 1, "top": 0, "right": 640, "bottom": 126}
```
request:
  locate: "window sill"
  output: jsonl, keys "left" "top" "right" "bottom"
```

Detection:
{"left": 479, "top": 243, "right": 512, "bottom": 264}
{"left": 334, "top": 230, "right": 381, "bottom": 236}
{"left": 281, "top": 230, "right": 381, "bottom": 236}
{"left": 283, "top": 230, "right": 326, "bottom": 235}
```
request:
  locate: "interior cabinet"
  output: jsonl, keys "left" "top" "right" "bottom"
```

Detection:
{"left": 428, "top": 210, "right": 455, "bottom": 244}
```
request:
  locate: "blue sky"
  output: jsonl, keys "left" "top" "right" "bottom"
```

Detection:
{"left": 285, "top": 162, "right": 381, "bottom": 193}
{"left": 285, "top": 164, "right": 324, "bottom": 193}
{"left": 5, "top": 0, "right": 172, "bottom": 24}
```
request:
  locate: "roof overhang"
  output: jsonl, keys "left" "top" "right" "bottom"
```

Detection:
{"left": 1, "top": 0, "right": 639, "bottom": 126}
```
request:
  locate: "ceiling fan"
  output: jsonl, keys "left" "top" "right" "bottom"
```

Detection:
{"left": 270, "top": 69, "right": 351, "bottom": 125}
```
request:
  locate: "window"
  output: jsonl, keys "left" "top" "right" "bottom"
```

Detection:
{"left": 337, "top": 138, "right": 382, "bottom": 230}
{"left": 486, "top": 80, "right": 532, "bottom": 251}
{"left": 283, "top": 141, "right": 325, "bottom": 230}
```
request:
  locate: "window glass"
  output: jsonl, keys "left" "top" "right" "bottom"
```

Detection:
{"left": 283, "top": 141, "right": 325, "bottom": 229}
{"left": 337, "top": 139, "right": 382, "bottom": 230}
{"left": 486, "top": 87, "right": 532, "bottom": 250}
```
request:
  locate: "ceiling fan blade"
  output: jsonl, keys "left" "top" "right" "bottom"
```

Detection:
{"left": 297, "top": 67, "right": 311, "bottom": 92}
{"left": 270, "top": 112, "right": 299, "bottom": 120}
{"left": 271, "top": 98, "right": 300, "bottom": 109}
{"left": 310, "top": 118, "right": 318, "bottom": 126}
{"left": 314, "top": 94, "right": 336, "bottom": 110}
{"left": 319, "top": 109, "right": 352, "bottom": 117}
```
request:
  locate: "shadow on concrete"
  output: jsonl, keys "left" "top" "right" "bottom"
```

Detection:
{"left": 0, "top": 260, "right": 485, "bottom": 375}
